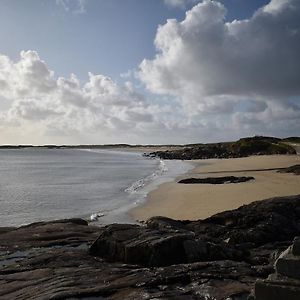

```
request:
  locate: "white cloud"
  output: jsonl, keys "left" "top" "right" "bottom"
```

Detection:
{"left": 0, "top": 51, "right": 56, "bottom": 99}
{"left": 139, "top": 0, "right": 300, "bottom": 114}
{"left": 1, "top": 0, "right": 300, "bottom": 144}
{"left": 0, "top": 50, "right": 184, "bottom": 144}
{"left": 164, "top": 0, "right": 198, "bottom": 9}
{"left": 56, "top": 0, "right": 87, "bottom": 14}
{"left": 262, "top": 0, "right": 291, "bottom": 13}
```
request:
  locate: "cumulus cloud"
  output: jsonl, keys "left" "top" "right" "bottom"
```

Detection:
{"left": 139, "top": 0, "right": 300, "bottom": 110}
{"left": 1, "top": 0, "right": 300, "bottom": 144}
{"left": 136, "top": 0, "right": 300, "bottom": 140}
{"left": 0, "top": 50, "right": 177, "bottom": 144}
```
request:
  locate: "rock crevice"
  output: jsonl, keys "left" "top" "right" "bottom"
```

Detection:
{"left": 255, "top": 237, "right": 300, "bottom": 300}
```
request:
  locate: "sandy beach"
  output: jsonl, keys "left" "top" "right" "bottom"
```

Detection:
{"left": 131, "top": 154, "right": 300, "bottom": 221}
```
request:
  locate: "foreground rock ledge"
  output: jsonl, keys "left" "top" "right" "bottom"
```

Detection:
{"left": 1, "top": 194, "right": 300, "bottom": 300}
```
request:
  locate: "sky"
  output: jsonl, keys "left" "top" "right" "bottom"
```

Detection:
{"left": 0, "top": 0, "right": 299, "bottom": 145}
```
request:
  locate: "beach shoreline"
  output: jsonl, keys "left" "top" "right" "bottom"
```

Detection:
{"left": 130, "top": 154, "right": 300, "bottom": 221}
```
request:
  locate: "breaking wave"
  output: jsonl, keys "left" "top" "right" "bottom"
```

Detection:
{"left": 125, "top": 159, "right": 168, "bottom": 194}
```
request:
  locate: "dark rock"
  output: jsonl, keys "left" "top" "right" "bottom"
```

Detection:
{"left": 89, "top": 223, "right": 242, "bottom": 267}
{"left": 275, "top": 248, "right": 300, "bottom": 279}
{"left": 1, "top": 195, "right": 300, "bottom": 299}
{"left": 254, "top": 237, "right": 300, "bottom": 299}
{"left": 0, "top": 218, "right": 100, "bottom": 249}
{"left": 146, "top": 216, "right": 189, "bottom": 230}
{"left": 193, "top": 194, "right": 300, "bottom": 246}
{"left": 292, "top": 237, "right": 300, "bottom": 255}
{"left": 146, "top": 136, "right": 296, "bottom": 160}
{"left": 278, "top": 164, "right": 300, "bottom": 175}
{"left": 178, "top": 176, "right": 255, "bottom": 184}
{"left": 255, "top": 278, "right": 300, "bottom": 300}
{"left": 0, "top": 250, "right": 256, "bottom": 300}
{"left": 89, "top": 223, "right": 191, "bottom": 267}
{"left": 0, "top": 227, "right": 16, "bottom": 234}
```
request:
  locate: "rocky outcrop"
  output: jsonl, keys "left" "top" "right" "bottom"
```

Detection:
{"left": 145, "top": 136, "right": 296, "bottom": 160}
{"left": 278, "top": 164, "right": 300, "bottom": 175}
{"left": 254, "top": 237, "right": 300, "bottom": 300}
{"left": 89, "top": 224, "right": 244, "bottom": 267}
{"left": 178, "top": 176, "right": 255, "bottom": 184}
{"left": 0, "top": 218, "right": 100, "bottom": 249}
{"left": 0, "top": 219, "right": 255, "bottom": 300}
{"left": 193, "top": 194, "right": 300, "bottom": 248}
{"left": 1, "top": 194, "right": 300, "bottom": 299}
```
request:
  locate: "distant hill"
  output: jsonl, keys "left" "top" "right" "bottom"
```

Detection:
{"left": 145, "top": 136, "right": 298, "bottom": 160}
{"left": 282, "top": 137, "right": 300, "bottom": 143}
{"left": 0, "top": 136, "right": 299, "bottom": 159}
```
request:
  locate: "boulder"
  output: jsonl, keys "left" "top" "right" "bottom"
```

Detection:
{"left": 89, "top": 223, "right": 243, "bottom": 267}
{"left": 146, "top": 216, "right": 188, "bottom": 230}
{"left": 255, "top": 279, "right": 300, "bottom": 300}
{"left": 254, "top": 237, "right": 300, "bottom": 300}
{"left": 275, "top": 246, "right": 300, "bottom": 279}
{"left": 89, "top": 224, "right": 195, "bottom": 267}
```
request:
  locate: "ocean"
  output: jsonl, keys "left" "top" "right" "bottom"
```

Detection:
{"left": 0, "top": 148, "right": 192, "bottom": 227}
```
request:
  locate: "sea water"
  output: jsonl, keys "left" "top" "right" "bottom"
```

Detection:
{"left": 0, "top": 148, "right": 193, "bottom": 227}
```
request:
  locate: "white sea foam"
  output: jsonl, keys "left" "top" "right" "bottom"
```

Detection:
{"left": 90, "top": 212, "right": 106, "bottom": 222}
{"left": 125, "top": 159, "right": 167, "bottom": 193}
{"left": 89, "top": 158, "right": 194, "bottom": 225}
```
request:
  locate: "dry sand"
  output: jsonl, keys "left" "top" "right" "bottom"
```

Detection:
{"left": 130, "top": 154, "right": 300, "bottom": 221}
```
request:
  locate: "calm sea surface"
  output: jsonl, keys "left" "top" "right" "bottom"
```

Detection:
{"left": 0, "top": 149, "right": 192, "bottom": 226}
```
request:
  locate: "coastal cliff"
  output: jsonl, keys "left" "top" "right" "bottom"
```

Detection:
{"left": 1, "top": 194, "right": 300, "bottom": 299}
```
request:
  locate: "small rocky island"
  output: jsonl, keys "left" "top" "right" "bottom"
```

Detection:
{"left": 1, "top": 194, "right": 300, "bottom": 299}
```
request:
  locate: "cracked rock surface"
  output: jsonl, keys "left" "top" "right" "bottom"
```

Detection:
{"left": 1, "top": 195, "right": 300, "bottom": 299}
